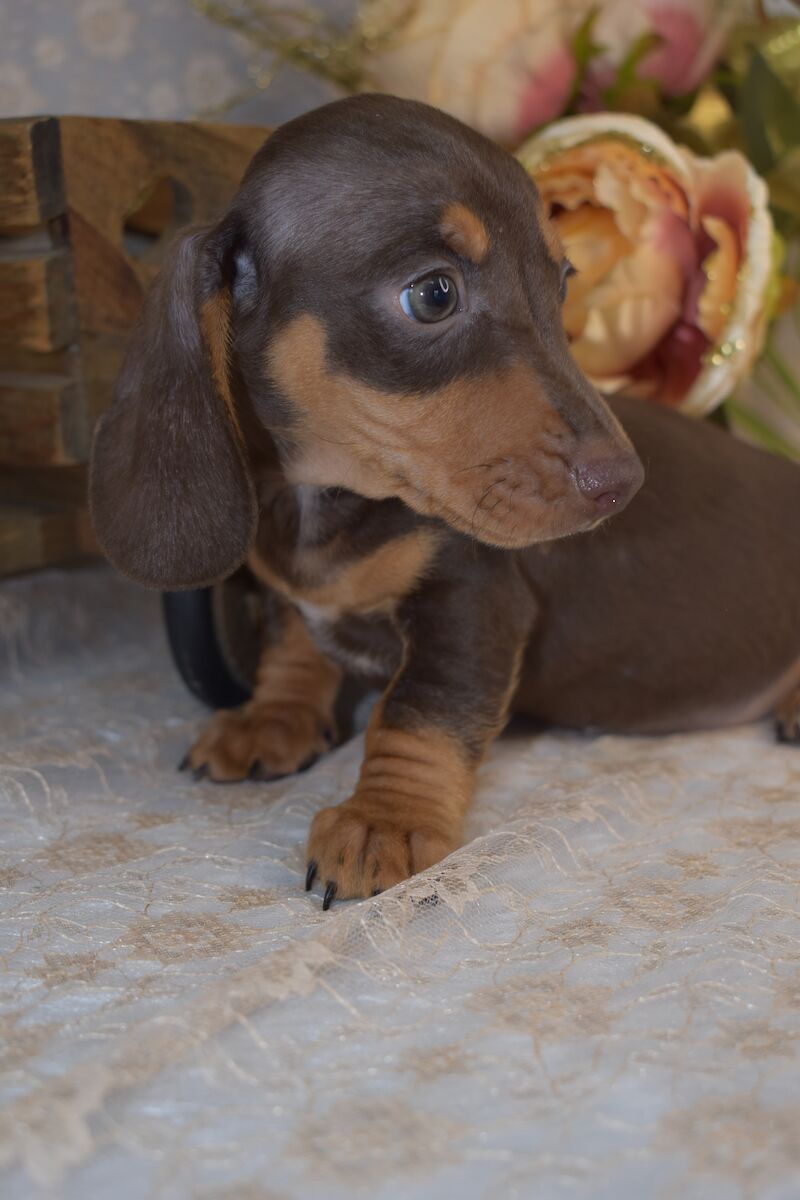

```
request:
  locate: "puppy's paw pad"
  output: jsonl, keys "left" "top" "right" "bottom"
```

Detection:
{"left": 185, "top": 702, "right": 333, "bottom": 782}
{"left": 305, "top": 801, "right": 455, "bottom": 904}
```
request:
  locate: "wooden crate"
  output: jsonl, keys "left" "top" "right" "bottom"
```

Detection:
{"left": 0, "top": 115, "right": 269, "bottom": 576}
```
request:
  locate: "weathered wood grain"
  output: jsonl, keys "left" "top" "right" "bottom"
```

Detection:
{"left": 0, "top": 115, "right": 269, "bottom": 576}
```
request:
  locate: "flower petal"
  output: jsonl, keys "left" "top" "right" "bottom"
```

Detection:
{"left": 358, "top": 0, "right": 463, "bottom": 101}
{"left": 683, "top": 149, "right": 752, "bottom": 245}
{"left": 641, "top": 0, "right": 736, "bottom": 96}
{"left": 696, "top": 215, "right": 739, "bottom": 344}
{"left": 555, "top": 206, "right": 631, "bottom": 338}
{"left": 570, "top": 243, "right": 684, "bottom": 378}
{"left": 429, "top": 0, "right": 575, "bottom": 142}
{"left": 682, "top": 159, "right": 773, "bottom": 416}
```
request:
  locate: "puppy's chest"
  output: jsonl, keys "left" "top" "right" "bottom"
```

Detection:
{"left": 294, "top": 601, "right": 403, "bottom": 683}
{"left": 249, "top": 543, "right": 415, "bottom": 681}
{"left": 248, "top": 489, "right": 438, "bottom": 679}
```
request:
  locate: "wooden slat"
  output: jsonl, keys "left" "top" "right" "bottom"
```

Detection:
{"left": 0, "top": 463, "right": 89, "bottom": 507}
{"left": 59, "top": 117, "right": 268, "bottom": 335}
{"left": 0, "top": 376, "right": 87, "bottom": 466}
{"left": 0, "top": 117, "right": 64, "bottom": 230}
{"left": 0, "top": 250, "right": 75, "bottom": 351}
{"left": 0, "top": 466, "right": 94, "bottom": 575}
{"left": 0, "top": 504, "right": 95, "bottom": 576}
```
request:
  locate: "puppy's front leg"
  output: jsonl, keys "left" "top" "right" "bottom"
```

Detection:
{"left": 306, "top": 563, "right": 535, "bottom": 905}
{"left": 185, "top": 602, "right": 341, "bottom": 782}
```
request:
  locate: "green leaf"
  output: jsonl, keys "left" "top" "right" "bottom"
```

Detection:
{"left": 737, "top": 46, "right": 800, "bottom": 174}
{"left": 724, "top": 399, "right": 800, "bottom": 460}
{"left": 566, "top": 6, "right": 603, "bottom": 110}
{"left": 771, "top": 205, "right": 800, "bottom": 241}
{"left": 572, "top": 5, "right": 602, "bottom": 72}
{"left": 766, "top": 146, "right": 800, "bottom": 233}
{"left": 763, "top": 343, "right": 800, "bottom": 414}
{"left": 602, "top": 30, "right": 662, "bottom": 109}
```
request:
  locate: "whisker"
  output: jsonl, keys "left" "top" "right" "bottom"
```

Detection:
{"left": 452, "top": 461, "right": 495, "bottom": 477}
{"left": 471, "top": 478, "right": 504, "bottom": 539}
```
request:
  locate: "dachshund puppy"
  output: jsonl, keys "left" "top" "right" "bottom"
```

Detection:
{"left": 90, "top": 95, "right": 800, "bottom": 908}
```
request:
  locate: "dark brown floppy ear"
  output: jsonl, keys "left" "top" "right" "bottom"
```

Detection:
{"left": 89, "top": 221, "right": 257, "bottom": 589}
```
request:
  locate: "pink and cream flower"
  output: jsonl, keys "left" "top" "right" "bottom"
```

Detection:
{"left": 358, "top": 0, "right": 584, "bottom": 144}
{"left": 357, "top": 0, "right": 736, "bottom": 142}
{"left": 583, "top": 0, "right": 742, "bottom": 103}
{"left": 518, "top": 113, "right": 774, "bottom": 414}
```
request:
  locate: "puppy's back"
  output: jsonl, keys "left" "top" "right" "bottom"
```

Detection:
{"left": 516, "top": 398, "right": 800, "bottom": 733}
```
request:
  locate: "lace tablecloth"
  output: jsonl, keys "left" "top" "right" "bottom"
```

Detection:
{"left": 1, "top": 567, "right": 799, "bottom": 1199}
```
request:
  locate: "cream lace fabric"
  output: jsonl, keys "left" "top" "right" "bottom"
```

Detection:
{"left": 1, "top": 566, "right": 799, "bottom": 1199}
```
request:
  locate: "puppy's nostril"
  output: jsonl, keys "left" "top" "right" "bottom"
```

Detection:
{"left": 573, "top": 455, "right": 644, "bottom": 514}
{"left": 588, "top": 488, "right": 623, "bottom": 515}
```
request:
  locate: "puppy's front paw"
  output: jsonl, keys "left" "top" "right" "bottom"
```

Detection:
{"left": 305, "top": 798, "right": 457, "bottom": 906}
{"left": 183, "top": 702, "right": 333, "bottom": 782}
{"left": 776, "top": 686, "right": 800, "bottom": 744}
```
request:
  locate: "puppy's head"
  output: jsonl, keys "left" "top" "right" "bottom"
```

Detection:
{"left": 91, "top": 94, "right": 643, "bottom": 588}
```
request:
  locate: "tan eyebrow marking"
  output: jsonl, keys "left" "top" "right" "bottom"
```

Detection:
{"left": 440, "top": 202, "right": 490, "bottom": 264}
{"left": 540, "top": 213, "right": 565, "bottom": 265}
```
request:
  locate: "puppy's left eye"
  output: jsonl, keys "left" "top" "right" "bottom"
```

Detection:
{"left": 559, "top": 260, "right": 576, "bottom": 303}
{"left": 400, "top": 274, "right": 459, "bottom": 323}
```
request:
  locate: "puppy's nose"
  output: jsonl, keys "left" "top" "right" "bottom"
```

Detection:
{"left": 572, "top": 453, "right": 644, "bottom": 516}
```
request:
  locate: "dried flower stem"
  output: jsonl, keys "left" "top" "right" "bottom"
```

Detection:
{"left": 193, "top": 0, "right": 369, "bottom": 97}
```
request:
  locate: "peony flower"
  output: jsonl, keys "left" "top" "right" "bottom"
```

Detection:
{"left": 582, "top": 0, "right": 741, "bottom": 105}
{"left": 357, "top": 0, "right": 736, "bottom": 141}
{"left": 517, "top": 113, "right": 774, "bottom": 414}
{"left": 357, "top": 0, "right": 586, "bottom": 144}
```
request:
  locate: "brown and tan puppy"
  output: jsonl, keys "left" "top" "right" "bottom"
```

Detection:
{"left": 90, "top": 95, "right": 800, "bottom": 909}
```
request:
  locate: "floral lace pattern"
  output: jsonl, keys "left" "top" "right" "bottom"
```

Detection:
{"left": 1, "top": 567, "right": 799, "bottom": 1198}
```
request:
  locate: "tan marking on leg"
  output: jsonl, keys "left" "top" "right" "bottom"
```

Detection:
{"left": 775, "top": 680, "right": 800, "bottom": 744}
{"left": 187, "top": 607, "right": 341, "bottom": 781}
{"left": 440, "top": 201, "right": 490, "bottom": 263}
{"left": 307, "top": 710, "right": 475, "bottom": 899}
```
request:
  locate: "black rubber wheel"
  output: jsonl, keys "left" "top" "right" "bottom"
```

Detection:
{"left": 162, "top": 568, "right": 264, "bottom": 709}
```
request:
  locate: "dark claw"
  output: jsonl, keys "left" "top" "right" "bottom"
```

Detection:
{"left": 371, "top": 887, "right": 382, "bottom": 897}
{"left": 322, "top": 881, "right": 336, "bottom": 911}
{"left": 322, "top": 727, "right": 335, "bottom": 747}
{"left": 177, "top": 754, "right": 189, "bottom": 772}
{"left": 248, "top": 759, "right": 263, "bottom": 780}
{"left": 192, "top": 765, "right": 207, "bottom": 781}
{"left": 305, "top": 861, "right": 318, "bottom": 892}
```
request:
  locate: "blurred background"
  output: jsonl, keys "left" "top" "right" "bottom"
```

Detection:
{"left": 0, "top": 0, "right": 351, "bottom": 123}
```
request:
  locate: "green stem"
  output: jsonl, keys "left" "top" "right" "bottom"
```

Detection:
{"left": 763, "top": 342, "right": 800, "bottom": 410}
{"left": 725, "top": 400, "right": 799, "bottom": 460}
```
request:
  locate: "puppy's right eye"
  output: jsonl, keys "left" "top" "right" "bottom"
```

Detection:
{"left": 400, "top": 274, "right": 459, "bottom": 323}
